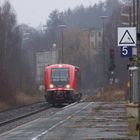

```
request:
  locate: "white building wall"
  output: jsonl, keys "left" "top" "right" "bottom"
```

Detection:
{"left": 36, "top": 51, "right": 58, "bottom": 84}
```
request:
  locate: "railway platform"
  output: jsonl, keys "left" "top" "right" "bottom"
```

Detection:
{"left": 0, "top": 102, "right": 137, "bottom": 140}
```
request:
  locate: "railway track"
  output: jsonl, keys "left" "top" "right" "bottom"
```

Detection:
{"left": 0, "top": 101, "right": 51, "bottom": 127}
{"left": 0, "top": 101, "right": 80, "bottom": 130}
{"left": 0, "top": 98, "right": 85, "bottom": 135}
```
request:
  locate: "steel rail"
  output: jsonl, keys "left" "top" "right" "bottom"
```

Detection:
{"left": 0, "top": 100, "right": 44, "bottom": 113}
{"left": 0, "top": 105, "right": 50, "bottom": 127}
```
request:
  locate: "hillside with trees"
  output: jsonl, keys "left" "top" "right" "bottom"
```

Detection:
{"left": 0, "top": 0, "right": 130, "bottom": 108}
{"left": 45, "top": 0, "right": 128, "bottom": 88}
{"left": 0, "top": 1, "right": 37, "bottom": 107}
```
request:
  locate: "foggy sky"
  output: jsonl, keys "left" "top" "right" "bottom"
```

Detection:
{"left": 7, "top": 0, "right": 102, "bottom": 28}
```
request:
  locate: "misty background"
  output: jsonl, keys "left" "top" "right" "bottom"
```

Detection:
{"left": 0, "top": 0, "right": 131, "bottom": 107}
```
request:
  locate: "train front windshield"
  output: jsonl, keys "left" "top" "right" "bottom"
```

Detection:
{"left": 51, "top": 68, "right": 69, "bottom": 87}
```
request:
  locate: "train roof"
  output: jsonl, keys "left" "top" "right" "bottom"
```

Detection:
{"left": 45, "top": 64, "right": 79, "bottom": 70}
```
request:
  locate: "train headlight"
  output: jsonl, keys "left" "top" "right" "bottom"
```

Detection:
{"left": 50, "top": 84, "right": 54, "bottom": 88}
{"left": 66, "top": 84, "right": 70, "bottom": 88}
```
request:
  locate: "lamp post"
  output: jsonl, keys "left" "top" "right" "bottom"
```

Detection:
{"left": 100, "top": 16, "right": 109, "bottom": 86}
{"left": 59, "top": 25, "right": 66, "bottom": 63}
{"left": 52, "top": 43, "right": 57, "bottom": 64}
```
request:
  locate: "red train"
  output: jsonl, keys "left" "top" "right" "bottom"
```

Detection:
{"left": 44, "top": 64, "right": 82, "bottom": 106}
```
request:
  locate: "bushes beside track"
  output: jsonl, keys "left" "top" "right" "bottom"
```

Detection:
{"left": 0, "top": 71, "right": 43, "bottom": 111}
{"left": 84, "top": 86, "right": 127, "bottom": 102}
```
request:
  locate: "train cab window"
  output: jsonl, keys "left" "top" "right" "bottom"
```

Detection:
{"left": 51, "top": 68, "right": 69, "bottom": 87}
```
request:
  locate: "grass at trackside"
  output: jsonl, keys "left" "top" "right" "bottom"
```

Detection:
{"left": 84, "top": 86, "right": 127, "bottom": 102}
{"left": 128, "top": 117, "right": 139, "bottom": 137}
{"left": 0, "top": 93, "right": 43, "bottom": 112}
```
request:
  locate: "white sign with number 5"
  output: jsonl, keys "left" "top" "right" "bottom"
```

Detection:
{"left": 122, "top": 46, "right": 128, "bottom": 55}
{"left": 121, "top": 46, "right": 132, "bottom": 57}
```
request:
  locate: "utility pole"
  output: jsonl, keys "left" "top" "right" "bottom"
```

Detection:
{"left": 137, "top": 0, "right": 140, "bottom": 136}
{"left": 61, "top": 27, "right": 64, "bottom": 63}
{"left": 133, "top": 0, "right": 136, "bottom": 26}
{"left": 100, "top": 16, "right": 109, "bottom": 86}
{"left": 136, "top": 0, "right": 140, "bottom": 136}
{"left": 59, "top": 25, "right": 66, "bottom": 63}
{"left": 129, "top": 6, "right": 132, "bottom": 26}
{"left": 137, "top": 0, "right": 140, "bottom": 32}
